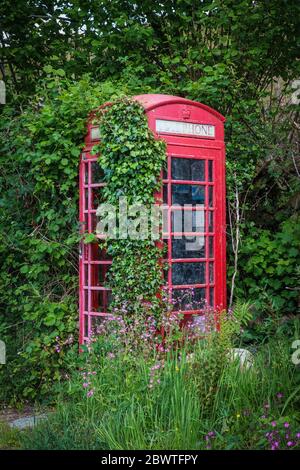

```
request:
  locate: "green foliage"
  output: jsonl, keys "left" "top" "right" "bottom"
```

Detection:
{"left": 20, "top": 332, "right": 300, "bottom": 450}
{"left": 94, "top": 99, "right": 167, "bottom": 316}
{"left": 232, "top": 300, "right": 253, "bottom": 327}
{"left": 1, "top": 1, "right": 299, "bottom": 404}
{"left": 0, "top": 74, "right": 138, "bottom": 402}
{"left": 0, "top": 421, "right": 22, "bottom": 450}
{"left": 236, "top": 217, "right": 300, "bottom": 315}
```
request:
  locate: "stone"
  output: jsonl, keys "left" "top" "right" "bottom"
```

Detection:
{"left": 9, "top": 414, "right": 48, "bottom": 430}
{"left": 229, "top": 348, "right": 254, "bottom": 369}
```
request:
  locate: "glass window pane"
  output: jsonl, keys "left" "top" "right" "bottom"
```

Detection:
{"left": 84, "top": 290, "right": 89, "bottom": 311}
{"left": 172, "top": 287, "right": 206, "bottom": 310}
{"left": 209, "top": 287, "right": 214, "bottom": 307}
{"left": 209, "top": 262, "right": 214, "bottom": 283}
{"left": 163, "top": 184, "right": 168, "bottom": 203}
{"left": 84, "top": 162, "right": 89, "bottom": 184}
{"left": 171, "top": 158, "right": 205, "bottom": 181}
{"left": 208, "top": 211, "right": 214, "bottom": 232}
{"left": 172, "top": 184, "right": 205, "bottom": 205}
{"left": 91, "top": 290, "right": 112, "bottom": 311}
{"left": 163, "top": 165, "right": 168, "bottom": 179}
{"left": 172, "top": 236, "right": 205, "bottom": 259}
{"left": 92, "top": 189, "right": 104, "bottom": 209}
{"left": 90, "top": 264, "right": 111, "bottom": 285}
{"left": 84, "top": 264, "right": 89, "bottom": 286}
{"left": 91, "top": 161, "right": 104, "bottom": 183}
{"left": 172, "top": 262, "right": 205, "bottom": 285}
{"left": 163, "top": 262, "right": 169, "bottom": 282}
{"left": 84, "top": 314, "right": 89, "bottom": 336}
{"left": 172, "top": 210, "right": 205, "bottom": 232}
{"left": 209, "top": 236, "right": 214, "bottom": 258}
{"left": 209, "top": 186, "right": 213, "bottom": 207}
{"left": 85, "top": 189, "right": 89, "bottom": 211}
{"left": 208, "top": 160, "right": 213, "bottom": 182}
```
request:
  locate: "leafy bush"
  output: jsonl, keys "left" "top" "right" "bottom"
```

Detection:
{"left": 0, "top": 74, "right": 133, "bottom": 402}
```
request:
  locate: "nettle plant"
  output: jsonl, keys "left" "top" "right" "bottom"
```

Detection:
{"left": 92, "top": 98, "right": 167, "bottom": 319}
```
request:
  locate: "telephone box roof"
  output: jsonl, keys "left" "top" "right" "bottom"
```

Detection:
{"left": 133, "top": 94, "right": 225, "bottom": 122}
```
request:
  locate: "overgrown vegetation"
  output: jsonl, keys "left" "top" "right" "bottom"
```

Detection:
{"left": 95, "top": 99, "right": 166, "bottom": 317}
{"left": 0, "top": 0, "right": 299, "bottom": 411}
{"left": 21, "top": 309, "right": 300, "bottom": 450}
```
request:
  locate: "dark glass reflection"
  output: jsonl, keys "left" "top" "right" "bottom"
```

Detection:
{"left": 97, "top": 264, "right": 110, "bottom": 284}
{"left": 92, "top": 189, "right": 104, "bottom": 209}
{"left": 91, "top": 289, "right": 112, "bottom": 311}
{"left": 209, "top": 236, "right": 214, "bottom": 258}
{"left": 172, "top": 236, "right": 205, "bottom": 259}
{"left": 209, "top": 186, "right": 213, "bottom": 207}
{"left": 208, "top": 211, "right": 214, "bottom": 232}
{"left": 91, "top": 161, "right": 104, "bottom": 183}
{"left": 171, "top": 158, "right": 205, "bottom": 181}
{"left": 163, "top": 184, "right": 168, "bottom": 203}
{"left": 208, "top": 160, "right": 213, "bottom": 182}
{"left": 209, "top": 262, "right": 214, "bottom": 283}
{"left": 172, "top": 287, "right": 206, "bottom": 310}
{"left": 172, "top": 262, "right": 205, "bottom": 285}
{"left": 209, "top": 287, "right": 214, "bottom": 307}
{"left": 163, "top": 165, "right": 168, "bottom": 179}
{"left": 172, "top": 184, "right": 205, "bottom": 205}
{"left": 84, "top": 162, "right": 89, "bottom": 184}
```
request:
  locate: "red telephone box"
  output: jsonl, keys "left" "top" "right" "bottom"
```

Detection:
{"left": 79, "top": 94, "right": 226, "bottom": 343}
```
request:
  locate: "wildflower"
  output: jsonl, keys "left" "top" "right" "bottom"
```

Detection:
{"left": 271, "top": 441, "right": 279, "bottom": 450}
{"left": 287, "top": 441, "right": 295, "bottom": 447}
{"left": 87, "top": 389, "right": 94, "bottom": 398}
{"left": 284, "top": 422, "right": 290, "bottom": 428}
{"left": 236, "top": 413, "right": 241, "bottom": 419}
{"left": 271, "top": 421, "right": 277, "bottom": 427}
{"left": 82, "top": 382, "right": 89, "bottom": 388}
{"left": 276, "top": 392, "right": 283, "bottom": 399}
{"left": 296, "top": 433, "right": 300, "bottom": 439}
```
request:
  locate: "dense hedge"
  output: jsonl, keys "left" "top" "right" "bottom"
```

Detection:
{"left": 0, "top": 68, "right": 299, "bottom": 401}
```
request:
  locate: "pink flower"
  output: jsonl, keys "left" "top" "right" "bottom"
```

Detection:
{"left": 82, "top": 382, "right": 89, "bottom": 388}
{"left": 271, "top": 421, "right": 277, "bottom": 427}
{"left": 287, "top": 441, "right": 294, "bottom": 447}
{"left": 87, "top": 389, "right": 94, "bottom": 398}
{"left": 284, "top": 422, "right": 290, "bottom": 428}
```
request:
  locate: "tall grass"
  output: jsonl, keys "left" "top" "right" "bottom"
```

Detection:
{"left": 21, "top": 334, "right": 300, "bottom": 450}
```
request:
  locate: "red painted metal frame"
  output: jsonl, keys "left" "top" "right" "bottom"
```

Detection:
{"left": 79, "top": 94, "right": 226, "bottom": 343}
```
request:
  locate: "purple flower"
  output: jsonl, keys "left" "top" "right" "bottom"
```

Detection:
{"left": 276, "top": 392, "right": 283, "bottom": 399}
{"left": 287, "top": 441, "right": 295, "bottom": 447}
{"left": 87, "top": 389, "right": 94, "bottom": 398}
{"left": 82, "top": 382, "right": 89, "bottom": 388}
{"left": 296, "top": 433, "right": 300, "bottom": 439}
{"left": 284, "top": 422, "right": 290, "bottom": 428}
{"left": 271, "top": 421, "right": 277, "bottom": 427}
{"left": 271, "top": 441, "right": 279, "bottom": 450}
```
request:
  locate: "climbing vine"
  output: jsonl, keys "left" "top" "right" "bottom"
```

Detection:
{"left": 93, "top": 98, "right": 167, "bottom": 317}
